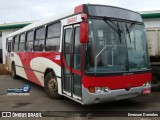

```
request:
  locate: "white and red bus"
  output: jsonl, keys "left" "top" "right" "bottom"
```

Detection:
{"left": 5, "top": 4, "right": 152, "bottom": 105}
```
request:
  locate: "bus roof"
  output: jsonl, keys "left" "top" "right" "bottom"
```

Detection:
{"left": 7, "top": 4, "right": 142, "bottom": 38}
{"left": 7, "top": 9, "right": 74, "bottom": 38}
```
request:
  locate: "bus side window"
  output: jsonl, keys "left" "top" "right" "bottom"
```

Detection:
{"left": 26, "top": 30, "right": 34, "bottom": 52}
{"left": 19, "top": 33, "right": 25, "bottom": 52}
{"left": 46, "top": 22, "right": 61, "bottom": 51}
{"left": 14, "top": 36, "right": 19, "bottom": 52}
{"left": 34, "top": 27, "right": 45, "bottom": 51}
{"left": 6, "top": 39, "right": 8, "bottom": 51}
{"left": 12, "top": 40, "right": 14, "bottom": 51}
{"left": 8, "top": 42, "right": 11, "bottom": 52}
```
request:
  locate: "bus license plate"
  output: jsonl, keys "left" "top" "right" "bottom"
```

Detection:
{"left": 142, "top": 89, "right": 151, "bottom": 94}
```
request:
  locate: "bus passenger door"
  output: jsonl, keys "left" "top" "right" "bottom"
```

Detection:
{"left": 62, "top": 25, "right": 82, "bottom": 100}
{"left": 63, "top": 26, "right": 72, "bottom": 96}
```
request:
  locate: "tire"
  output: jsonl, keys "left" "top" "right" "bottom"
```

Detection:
{"left": 12, "top": 63, "right": 18, "bottom": 79}
{"left": 151, "top": 73, "right": 160, "bottom": 88}
{"left": 44, "top": 71, "right": 62, "bottom": 99}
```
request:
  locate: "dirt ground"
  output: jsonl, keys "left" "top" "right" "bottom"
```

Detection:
{"left": 0, "top": 64, "right": 10, "bottom": 75}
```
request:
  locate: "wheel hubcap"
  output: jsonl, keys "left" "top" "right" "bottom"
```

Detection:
{"left": 48, "top": 78, "right": 58, "bottom": 93}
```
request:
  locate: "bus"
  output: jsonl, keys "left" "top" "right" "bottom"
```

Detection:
{"left": 5, "top": 4, "right": 152, "bottom": 105}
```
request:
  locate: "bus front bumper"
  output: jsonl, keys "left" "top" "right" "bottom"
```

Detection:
{"left": 82, "top": 85, "right": 151, "bottom": 105}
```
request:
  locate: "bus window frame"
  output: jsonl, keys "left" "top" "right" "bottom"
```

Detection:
{"left": 19, "top": 33, "right": 26, "bottom": 52}
{"left": 25, "top": 30, "right": 35, "bottom": 52}
{"left": 34, "top": 26, "right": 46, "bottom": 52}
{"left": 13, "top": 35, "right": 20, "bottom": 52}
{"left": 45, "top": 22, "right": 61, "bottom": 52}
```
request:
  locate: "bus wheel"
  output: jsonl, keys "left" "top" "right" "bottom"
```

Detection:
{"left": 12, "top": 63, "right": 18, "bottom": 79}
{"left": 44, "top": 72, "right": 61, "bottom": 99}
{"left": 152, "top": 73, "right": 160, "bottom": 88}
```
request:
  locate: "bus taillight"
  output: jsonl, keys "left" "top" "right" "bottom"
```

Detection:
{"left": 88, "top": 87, "right": 95, "bottom": 93}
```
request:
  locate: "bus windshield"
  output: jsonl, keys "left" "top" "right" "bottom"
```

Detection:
{"left": 85, "top": 19, "right": 149, "bottom": 73}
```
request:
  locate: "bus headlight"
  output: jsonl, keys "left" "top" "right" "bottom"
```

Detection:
{"left": 95, "top": 87, "right": 110, "bottom": 94}
{"left": 143, "top": 81, "right": 151, "bottom": 87}
{"left": 88, "top": 87, "right": 110, "bottom": 94}
{"left": 95, "top": 87, "right": 102, "bottom": 93}
{"left": 146, "top": 82, "right": 151, "bottom": 86}
{"left": 143, "top": 83, "right": 145, "bottom": 87}
{"left": 103, "top": 87, "right": 110, "bottom": 93}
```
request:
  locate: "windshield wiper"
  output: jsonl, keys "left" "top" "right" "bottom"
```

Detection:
{"left": 125, "top": 24, "right": 132, "bottom": 43}
{"left": 103, "top": 17, "right": 122, "bottom": 43}
{"left": 103, "top": 17, "right": 118, "bottom": 32}
{"left": 128, "top": 22, "right": 136, "bottom": 31}
{"left": 125, "top": 22, "right": 136, "bottom": 43}
{"left": 117, "top": 22, "right": 122, "bottom": 43}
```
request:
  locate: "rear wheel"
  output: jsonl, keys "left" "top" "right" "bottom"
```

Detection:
{"left": 12, "top": 63, "right": 18, "bottom": 79}
{"left": 44, "top": 72, "right": 62, "bottom": 99}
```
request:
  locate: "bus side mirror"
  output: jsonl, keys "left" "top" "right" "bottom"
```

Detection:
{"left": 80, "top": 22, "right": 88, "bottom": 43}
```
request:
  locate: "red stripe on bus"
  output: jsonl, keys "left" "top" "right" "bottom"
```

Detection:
{"left": 82, "top": 73, "right": 152, "bottom": 90}
{"left": 72, "top": 69, "right": 81, "bottom": 75}
{"left": 17, "top": 52, "right": 42, "bottom": 86}
{"left": 16, "top": 52, "right": 62, "bottom": 86}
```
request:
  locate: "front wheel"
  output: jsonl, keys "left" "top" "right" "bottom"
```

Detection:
{"left": 44, "top": 72, "right": 62, "bottom": 99}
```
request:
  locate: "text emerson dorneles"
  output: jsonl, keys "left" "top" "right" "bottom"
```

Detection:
{"left": 128, "top": 112, "right": 158, "bottom": 117}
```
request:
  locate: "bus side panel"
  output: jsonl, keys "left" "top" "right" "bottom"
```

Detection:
{"left": 13, "top": 52, "right": 61, "bottom": 87}
{"left": 30, "top": 52, "right": 61, "bottom": 87}
{"left": 17, "top": 52, "right": 42, "bottom": 86}
{"left": 12, "top": 52, "right": 28, "bottom": 79}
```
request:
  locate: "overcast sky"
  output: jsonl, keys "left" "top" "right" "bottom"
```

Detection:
{"left": 1, "top": 0, "right": 160, "bottom": 24}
